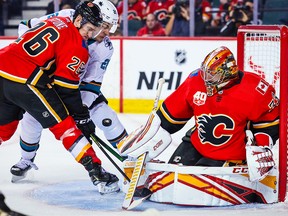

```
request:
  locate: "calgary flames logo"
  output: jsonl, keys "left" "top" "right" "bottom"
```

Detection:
{"left": 197, "top": 114, "right": 234, "bottom": 146}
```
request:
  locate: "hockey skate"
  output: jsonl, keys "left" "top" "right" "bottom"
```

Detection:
{"left": 10, "top": 158, "right": 38, "bottom": 183}
{"left": 81, "top": 156, "right": 120, "bottom": 195}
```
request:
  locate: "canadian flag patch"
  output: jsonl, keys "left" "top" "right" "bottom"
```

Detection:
{"left": 256, "top": 79, "right": 269, "bottom": 95}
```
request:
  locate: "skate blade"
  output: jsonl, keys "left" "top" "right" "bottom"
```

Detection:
{"left": 98, "top": 182, "right": 120, "bottom": 195}
{"left": 11, "top": 174, "right": 27, "bottom": 183}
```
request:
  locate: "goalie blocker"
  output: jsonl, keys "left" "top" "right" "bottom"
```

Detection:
{"left": 117, "top": 113, "right": 172, "bottom": 162}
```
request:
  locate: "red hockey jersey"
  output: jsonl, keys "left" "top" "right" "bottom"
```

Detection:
{"left": 158, "top": 69, "right": 279, "bottom": 160}
{"left": 117, "top": 0, "right": 147, "bottom": 20}
{"left": 0, "top": 16, "right": 88, "bottom": 89}
{"left": 146, "top": 0, "right": 174, "bottom": 24}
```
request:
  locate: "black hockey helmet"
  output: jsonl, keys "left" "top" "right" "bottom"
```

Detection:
{"left": 73, "top": 1, "right": 103, "bottom": 27}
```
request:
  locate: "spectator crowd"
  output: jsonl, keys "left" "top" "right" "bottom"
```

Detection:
{"left": 114, "top": 0, "right": 254, "bottom": 36}
{"left": 1, "top": 0, "right": 254, "bottom": 37}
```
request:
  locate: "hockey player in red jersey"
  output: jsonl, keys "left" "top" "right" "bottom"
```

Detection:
{"left": 0, "top": 1, "right": 119, "bottom": 194}
{"left": 9, "top": 0, "right": 126, "bottom": 192}
{"left": 119, "top": 46, "right": 279, "bottom": 179}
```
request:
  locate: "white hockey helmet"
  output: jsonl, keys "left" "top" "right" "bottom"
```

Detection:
{"left": 93, "top": 0, "right": 119, "bottom": 33}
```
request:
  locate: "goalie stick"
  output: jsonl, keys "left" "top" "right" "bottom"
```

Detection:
{"left": 122, "top": 78, "right": 165, "bottom": 210}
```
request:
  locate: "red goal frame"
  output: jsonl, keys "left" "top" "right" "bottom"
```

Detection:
{"left": 237, "top": 25, "right": 288, "bottom": 202}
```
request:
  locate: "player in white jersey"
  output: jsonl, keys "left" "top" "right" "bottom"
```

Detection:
{"left": 10, "top": 0, "right": 127, "bottom": 186}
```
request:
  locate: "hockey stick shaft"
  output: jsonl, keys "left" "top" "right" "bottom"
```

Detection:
{"left": 93, "top": 134, "right": 125, "bottom": 162}
{"left": 90, "top": 133, "right": 130, "bottom": 182}
{"left": 122, "top": 78, "right": 165, "bottom": 210}
{"left": 153, "top": 78, "right": 165, "bottom": 111}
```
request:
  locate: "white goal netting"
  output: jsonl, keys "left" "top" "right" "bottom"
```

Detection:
{"left": 238, "top": 25, "right": 288, "bottom": 202}
{"left": 243, "top": 32, "right": 280, "bottom": 97}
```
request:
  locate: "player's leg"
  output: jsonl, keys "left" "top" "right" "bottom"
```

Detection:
{"left": 49, "top": 116, "right": 119, "bottom": 194}
{"left": 89, "top": 100, "right": 127, "bottom": 148}
{"left": 0, "top": 78, "right": 22, "bottom": 144}
{"left": 5, "top": 81, "right": 119, "bottom": 193}
{"left": 10, "top": 113, "right": 42, "bottom": 182}
{"left": 0, "top": 120, "right": 20, "bottom": 144}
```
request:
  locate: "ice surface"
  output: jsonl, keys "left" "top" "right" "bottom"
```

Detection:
{"left": 0, "top": 114, "right": 287, "bottom": 216}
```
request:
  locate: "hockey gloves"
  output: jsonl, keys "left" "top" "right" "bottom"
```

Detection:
{"left": 117, "top": 112, "right": 172, "bottom": 162}
{"left": 73, "top": 105, "right": 95, "bottom": 143}
{"left": 245, "top": 130, "right": 276, "bottom": 182}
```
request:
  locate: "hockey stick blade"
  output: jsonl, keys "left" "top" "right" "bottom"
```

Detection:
{"left": 126, "top": 193, "right": 152, "bottom": 210}
{"left": 122, "top": 152, "right": 147, "bottom": 210}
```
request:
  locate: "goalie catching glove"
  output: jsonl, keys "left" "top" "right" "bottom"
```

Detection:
{"left": 245, "top": 130, "right": 276, "bottom": 182}
{"left": 117, "top": 112, "right": 172, "bottom": 162}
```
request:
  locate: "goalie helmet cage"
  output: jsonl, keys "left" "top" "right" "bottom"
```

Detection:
{"left": 237, "top": 25, "right": 288, "bottom": 202}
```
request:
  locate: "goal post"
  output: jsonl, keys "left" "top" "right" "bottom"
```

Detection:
{"left": 237, "top": 25, "right": 288, "bottom": 202}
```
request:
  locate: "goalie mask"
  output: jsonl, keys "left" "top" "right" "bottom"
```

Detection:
{"left": 93, "top": 0, "right": 119, "bottom": 33}
{"left": 201, "top": 46, "right": 239, "bottom": 96}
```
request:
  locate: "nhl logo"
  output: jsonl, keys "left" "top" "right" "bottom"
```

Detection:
{"left": 175, "top": 50, "right": 186, "bottom": 65}
{"left": 42, "top": 111, "right": 50, "bottom": 118}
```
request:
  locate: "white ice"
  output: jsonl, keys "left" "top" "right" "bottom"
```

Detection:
{"left": 0, "top": 114, "right": 287, "bottom": 216}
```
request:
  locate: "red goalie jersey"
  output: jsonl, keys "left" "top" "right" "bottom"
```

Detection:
{"left": 157, "top": 69, "right": 279, "bottom": 161}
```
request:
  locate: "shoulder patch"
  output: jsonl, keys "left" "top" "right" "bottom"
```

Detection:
{"left": 256, "top": 79, "right": 269, "bottom": 95}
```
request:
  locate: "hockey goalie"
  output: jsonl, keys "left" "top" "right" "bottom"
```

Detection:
{"left": 118, "top": 46, "right": 280, "bottom": 206}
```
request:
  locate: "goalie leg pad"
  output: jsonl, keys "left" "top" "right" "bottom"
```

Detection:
{"left": 145, "top": 162, "right": 279, "bottom": 205}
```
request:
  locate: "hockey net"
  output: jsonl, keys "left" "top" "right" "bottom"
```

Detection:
{"left": 237, "top": 25, "right": 288, "bottom": 202}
